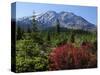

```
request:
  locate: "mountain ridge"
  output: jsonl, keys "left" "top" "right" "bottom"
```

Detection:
{"left": 16, "top": 11, "right": 96, "bottom": 32}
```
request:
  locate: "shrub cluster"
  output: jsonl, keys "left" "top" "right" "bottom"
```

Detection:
{"left": 49, "top": 43, "right": 97, "bottom": 70}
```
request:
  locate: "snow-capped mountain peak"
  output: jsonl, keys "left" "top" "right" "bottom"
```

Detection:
{"left": 16, "top": 11, "right": 96, "bottom": 31}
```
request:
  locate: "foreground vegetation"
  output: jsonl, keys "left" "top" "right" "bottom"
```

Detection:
{"left": 14, "top": 13, "right": 97, "bottom": 72}
{"left": 16, "top": 29, "right": 97, "bottom": 72}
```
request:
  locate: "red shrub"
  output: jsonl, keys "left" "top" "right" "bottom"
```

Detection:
{"left": 49, "top": 43, "right": 97, "bottom": 70}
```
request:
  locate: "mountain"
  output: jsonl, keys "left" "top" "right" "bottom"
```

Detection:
{"left": 16, "top": 11, "right": 96, "bottom": 32}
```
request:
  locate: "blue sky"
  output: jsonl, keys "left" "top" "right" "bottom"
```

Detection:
{"left": 13, "top": 2, "right": 97, "bottom": 25}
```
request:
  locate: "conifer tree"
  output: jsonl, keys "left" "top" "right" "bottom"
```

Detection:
{"left": 47, "top": 31, "right": 50, "bottom": 41}
{"left": 32, "top": 11, "right": 38, "bottom": 32}
{"left": 17, "top": 26, "right": 23, "bottom": 40}
{"left": 56, "top": 19, "right": 60, "bottom": 34}
{"left": 70, "top": 32, "right": 75, "bottom": 43}
{"left": 27, "top": 25, "right": 31, "bottom": 33}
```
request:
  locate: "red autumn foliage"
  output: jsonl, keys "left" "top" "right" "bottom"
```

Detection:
{"left": 49, "top": 43, "right": 97, "bottom": 70}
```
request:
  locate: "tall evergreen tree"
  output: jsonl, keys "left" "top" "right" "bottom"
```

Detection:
{"left": 56, "top": 19, "right": 60, "bottom": 34}
{"left": 32, "top": 11, "right": 38, "bottom": 32}
{"left": 27, "top": 25, "right": 31, "bottom": 33}
{"left": 70, "top": 32, "right": 75, "bottom": 43}
{"left": 47, "top": 31, "right": 50, "bottom": 41}
{"left": 17, "top": 26, "right": 23, "bottom": 40}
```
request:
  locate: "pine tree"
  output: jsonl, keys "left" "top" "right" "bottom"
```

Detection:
{"left": 70, "top": 32, "right": 75, "bottom": 43}
{"left": 56, "top": 19, "right": 60, "bottom": 34}
{"left": 32, "top": 11, "right": 38, "bottom": 32}
{"left": 17, "top": 26, "right": 23, "bottom": 40}
{"left": 47, "top": 31, "right": 50, "bottom": 41}
{"left": 27, "top": 25, "right": 31, "bottom": 33}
